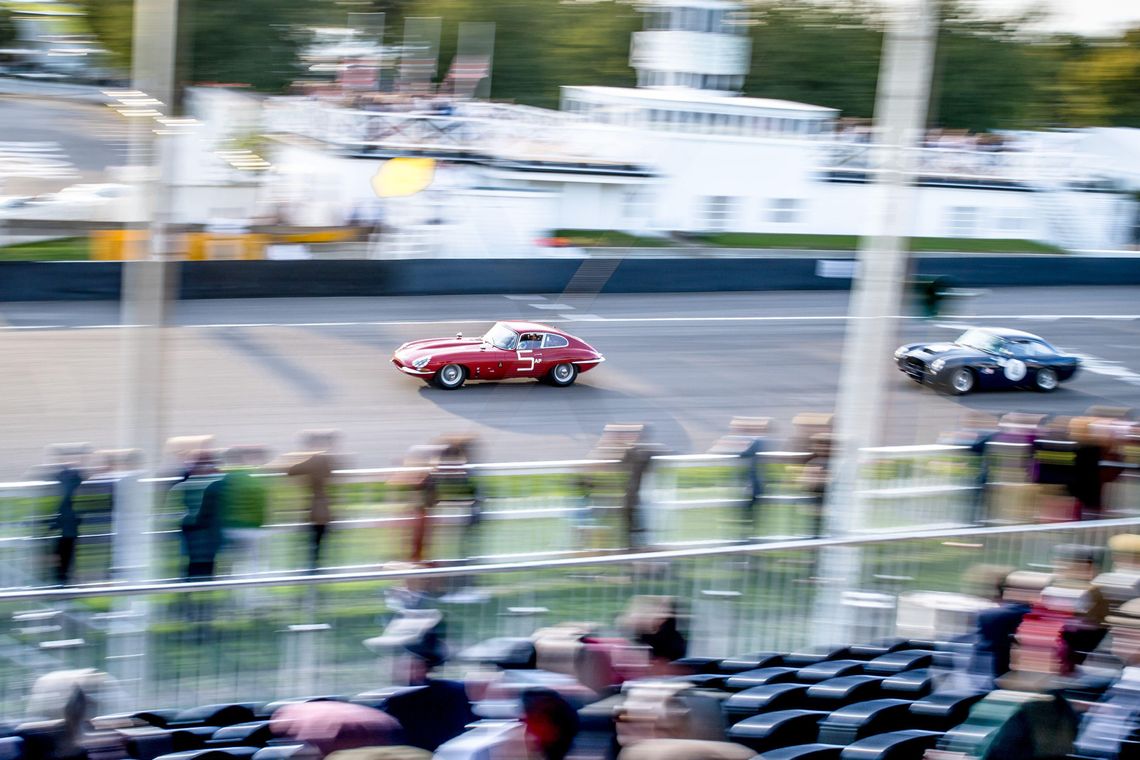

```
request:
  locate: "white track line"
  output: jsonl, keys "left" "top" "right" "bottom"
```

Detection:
{"left": 2, "top": 314, "right": 1139, "bottom": 331}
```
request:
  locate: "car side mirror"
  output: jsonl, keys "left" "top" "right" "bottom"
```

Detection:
{"left": 456, "top": 332, "right": 463, "bottom": 339}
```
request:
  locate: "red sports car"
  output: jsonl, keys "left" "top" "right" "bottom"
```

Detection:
{"left": 392, "top": 321, "right": 605, "bottom": 389}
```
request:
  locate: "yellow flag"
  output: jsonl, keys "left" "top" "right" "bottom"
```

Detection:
{"left": 372, "top": 157, "right": 436, "bottom": 198}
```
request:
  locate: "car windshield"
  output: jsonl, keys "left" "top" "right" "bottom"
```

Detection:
{"left": 957, "top": 329, "right": 1005, "bottom": 354}
{"left": 483, "top": 323, "right": 518, "bottom": 350}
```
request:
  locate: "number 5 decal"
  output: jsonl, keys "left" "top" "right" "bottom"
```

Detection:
{"left": 516, "top": 349, "right": 535, "bottom": 372}
{"left": 1002, "top": 358, "right": 1027, "bottom": 381}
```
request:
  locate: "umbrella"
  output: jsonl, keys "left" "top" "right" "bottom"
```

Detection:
{"left": 272, "top": 701, "right": 401, "bottom": 755}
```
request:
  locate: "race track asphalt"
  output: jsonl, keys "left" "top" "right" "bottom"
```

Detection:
{"left": 1, "top": 287, "right": 1138, "bottom": 478}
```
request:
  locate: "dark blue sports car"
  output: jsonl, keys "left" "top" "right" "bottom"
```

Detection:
{"left": 895, "top": 327, "right": 1080, "bottom": 395}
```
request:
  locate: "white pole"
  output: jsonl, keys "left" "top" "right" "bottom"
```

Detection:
{"left": 812, "top": 0, "right": 937, "bottom": 645}
{"left": 111, "top": 0, "right": 180, "bottom": 708}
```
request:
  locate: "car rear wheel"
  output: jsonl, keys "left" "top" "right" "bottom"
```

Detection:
{"left": 948, "top": 368, "right": 975, "bottom": 395}
{"left": 1034, "top": 367, "right": 1059, "bottom": 392}
{"left": 547, "top": 362, "right": 577, "bottom": 387}
{"left": 434, "top": 364, "right": 466, "bottom": 390}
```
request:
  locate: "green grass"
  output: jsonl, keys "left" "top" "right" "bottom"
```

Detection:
{"left": 694, "top": 232, "right": 1063, "bottom": 254}
{"left": 0, "top": 237, "right": 90, "bottom": 261}
{"left": 551, "top": 229, "right": 675, "bottom": 248}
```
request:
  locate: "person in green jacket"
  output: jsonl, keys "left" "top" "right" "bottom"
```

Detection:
{"left": 222, "top": 446, "right": 269, "bottom": 577}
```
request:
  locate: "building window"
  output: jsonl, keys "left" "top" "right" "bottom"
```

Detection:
{"left": 703, "top": 196, "right": 738, "bottom": 232}
{"left": 768, "top": 198, "right": 803, "bottom": 224}
{"left": 948, "top": 206, "right": 977, "bottom": 237}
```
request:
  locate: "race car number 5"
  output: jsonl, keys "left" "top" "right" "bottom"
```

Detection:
{"left": 1001, "top": 358, "right": 1027, "bottom": 381}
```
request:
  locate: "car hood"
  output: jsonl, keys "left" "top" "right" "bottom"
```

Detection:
{"left": 395, "top": 337, "right": 484, "bottom": 359}
{"left": 902, "top": 342, "right": 985, "bottom": 361}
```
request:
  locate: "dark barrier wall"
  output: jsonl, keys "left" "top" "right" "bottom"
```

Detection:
{"left": 2, "top": 256, "right": 1139, "bottom": 301}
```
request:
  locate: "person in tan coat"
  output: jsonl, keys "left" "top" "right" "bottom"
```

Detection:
{"left": 281, "top": 431, "right": 339, "bottom": 569}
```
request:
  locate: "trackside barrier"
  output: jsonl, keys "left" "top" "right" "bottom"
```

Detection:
{"left": 0, "top": 516, "right": 1136, "bottom": 715}
{"left": 0, "top": 445, "right": 979, "bottom": 589}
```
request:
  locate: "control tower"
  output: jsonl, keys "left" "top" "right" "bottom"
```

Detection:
{"left": 629, "top": 0, "right": 751, "bottom": 94}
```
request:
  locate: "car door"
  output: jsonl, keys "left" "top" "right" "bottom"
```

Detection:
{"left": 472, "top": 343, "right": 512, "bottom": 380}
{"left": 536, "top": 332, "right": 572, "bottom": 373}
{"left": 506, "top": 332, "right": 545, "bottom": 378}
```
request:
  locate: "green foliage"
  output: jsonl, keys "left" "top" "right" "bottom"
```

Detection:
{"left": 79, "top": 0, "right": 133, "bottom": 68}
{"left": 0, "top": 238, "right": 90, "bottom": 261}
{"left": 0, "top": 7, "right": 17, "bottom": 48}
{"left": 1056, "top": 30, "right": 1140, "bottom": 127}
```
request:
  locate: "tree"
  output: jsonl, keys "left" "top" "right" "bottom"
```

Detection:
{"left": 0, "top": 7, "right": 17, "bottom": 49}
{"left": 80, "top": 0, "right": 134, "bottom": 68}
{"left": 1057, "top": 30, "right": 1140, "bottom": 127}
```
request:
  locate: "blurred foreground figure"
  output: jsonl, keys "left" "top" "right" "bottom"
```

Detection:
{"left": 222, "top": 445, "right": 270, "bottom": 577}
{"left": 594, "top": 424, "right": 663, "bottom": 551}
{"left": 21, "top": 668, "right": 118, "bottom": 759}
{"left": 619, "top": 596, "right": 688, "bottom": 673}
{"left": 391, "top": 445, "right": 442, "bottom": 565}
{"left": 48, "top": 445, "right": 90, "bottom": 586}
{"left": 433, "top": 435, "right": 482, "bottom": 561}
{"left": 1074, "top": 599, "right": 1140, "bottom": 759}
{"left": 708, "top": 417, "right": 770, "bottom": 540}
{"left": 280, "top": 430, "right": 339, "bottom": 570}
{"left": 968, "top": 566, "right": 1031, "bottom": 688}
{"left": 170, "top": 451, "right": 226, "bottom": 580}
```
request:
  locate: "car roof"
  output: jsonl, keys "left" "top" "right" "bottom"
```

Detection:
{"left": 973, "top": 326, "right": 1046, "bottom": 341}
{"left": 497, "top": 320, "right": 566, "bottom": 336}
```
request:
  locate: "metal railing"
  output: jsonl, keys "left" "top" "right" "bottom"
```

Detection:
{"left": 0, "top": 445, "right": 980, "bottom": 589}
{"left": 0, "top": 515, "right": 1137, "bottom": 717}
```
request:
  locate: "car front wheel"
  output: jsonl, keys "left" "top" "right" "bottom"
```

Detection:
{"left": 547, "top": 362, "right": 578, "bottom": 387}
{"left": 948, "top": 368, "right": 975, "bottom": 395}
{"left": 1034, "top": 367, "right": 1059, "bottom": 392}
{"left": 434, "top": 364, "right": 466, "bottom": 390}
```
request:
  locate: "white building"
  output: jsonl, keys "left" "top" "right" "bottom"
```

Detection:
{"left": 248, "top": 0, "right": 1136, "bottom": 255}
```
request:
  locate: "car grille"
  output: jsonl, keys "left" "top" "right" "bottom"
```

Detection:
{"left": 904, "top": 357, "right": 927, "bottom": 378}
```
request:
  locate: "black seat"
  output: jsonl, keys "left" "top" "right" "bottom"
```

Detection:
{"left": 879, "top": 669, "right": 934, "bottom": 698}
{"left": 0, "top": 737, "right": 21, "bottom": 759}
{"left": 678, "top": 673, "right": 730, "bottom": 689}
{"left": 672, "top": 656, "right": 723, "bottom": 674}
{"left": 728, "top": 709, "right": 827, "bottom": 753}
{"left": 119, "top": 726, "right": 175, "bottom": 760}
{"left": 817, "top": 699, "right": 915, "bottom": 745}
{"left": 207, "top": 722, "right": 274, "bottom": 749}
{"left": 170, "top": 726, "right": 218, "bottom": 751}
{"left": 783, "top": 646, "right": 850, "bottom": 668}
{"left": 153, "top": 750, "right": 259, "bottom": 760}
{"left": 839, "top": 729, "right": 942, "bottom": 759}
{"left": 170, "top": 705, "right": 259, "bottom": 728}
{"left": 806, "top": 676, "right": 884, "bottom": 710}
{"left": 907, "top": 691, "right": 986, "bottom": 732}
{"left": 758, "top": 744, "right": 843, "bottom": 759}
{"left": 720, "top": 652, "right": 785, "bottom": 674}
{"left": 250, "top": 747, "right": 314, "bottom": 760}
{"left": 134, "top": 710, "right": 183, "bottom": 729}
{"left": 862, "top": 651, "right": 934, "bottom": 676}
{"left": 724, "top": 684, "right": 812, "bottom": 725}
{"left": 848, "top": 639, "right": 909, "bottom": 660}
{"left": 726, "top": 668, "right": 802, "bottom": 691}
{"left": 457, "top": 637, "right": 537, "bottom": 670}
{"left": 797, "top": 660, "right": 865, "bottom": 683}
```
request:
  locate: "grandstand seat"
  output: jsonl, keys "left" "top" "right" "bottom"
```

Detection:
{"left": 0, "top": 737, "right": 21, "bottom": 760}
{"left": 724, "top": 684, "right": 812, "bottom": 724}
{"left": 906, "top": 691, "right": 986, "bottom": 732}
{"left": 726, "top": 668, "right": 802, "bottom": 691}
{"left": 758, "top": 744, "right": 843, "bottom": 759}
{"left": 862, "top": 651, "right": 934, "bottom": 676}
{"left": 797, "top": 660, "right": 865, "bottom": 683}
{"left": 207, "top": 722, "right": 274, "bottom": 748}
{"left": 805, "top": 676, "right": 884, "bottom": 709}
{"left": 170, "top": 726, "right": 218, "bottom": 751}
{"left": 719, "top": 652, "right": 785, "bottom": 674}
{"left": 879, "top": 669, "right": 934, "bottom": 698}
{"left": 679, "top": 673, "right": 730, "bottom": 689}
{"left": 249, "top": 746, "right": 314, "bottom": 760}
{"left": 134, "top": 710, "right": 183, "bottom": 729}
{"left": 119, "top": 726, "right": 175, "bottom": 759}
{"left": 727, "top": 709, "right": 827, "bottom": 753}
{"left": 847, "top": 639, "right": 909, "bottom": 660}
{"left": 673, "top": 656, "right": 723, "bottom": 674}
{"left": 839, "top": 729, "right": 942, "bottom": 759}
{"left": 816, "top": 699, "right": 915, "bottom": 744}
{"left": 170, "top": 704, "right": 259, "bottom": 728}
{"left": 783, "top": 647, "right": 850, "bottom": 667}
{"left": 152, "top": 749, "right": 258, "bottom": 760}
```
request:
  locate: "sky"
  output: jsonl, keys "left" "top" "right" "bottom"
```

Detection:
{"left": 878, "top": 0, "right": 1140, "bottom": 35}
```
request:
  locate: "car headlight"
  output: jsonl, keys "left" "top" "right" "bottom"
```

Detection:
{"left": 412, "top": 355, "right": 431, "bottom": 369}
{"left": 931, "top": 358, "right": 946, "bottom": 372}
{"left": 894, "top": 347, "right": 907, "bottom": 359}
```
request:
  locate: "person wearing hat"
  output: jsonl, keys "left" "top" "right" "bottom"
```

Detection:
{"left": 1073, "top": 599, "right": 1140, "bottom": 758}
{"left": 169, "top": 452, "right": 227, "bottom": 580}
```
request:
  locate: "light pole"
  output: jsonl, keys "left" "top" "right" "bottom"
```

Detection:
{"left": 812, "top": 0, "right": 938, "bottom": 645}
{"left": 110, "top": 0, "right": 180, "bottom": 708}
